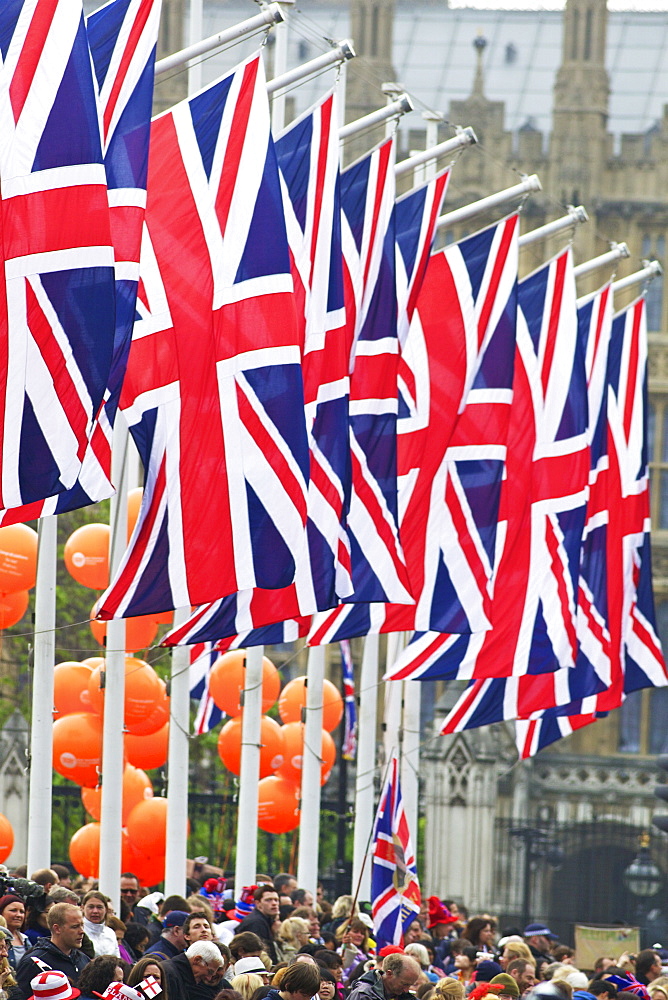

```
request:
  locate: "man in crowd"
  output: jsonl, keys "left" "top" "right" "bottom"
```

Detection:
{"left": 14, "top": 903, "right": 90, "bottom": 999}
{"left": 235, "top": 885, "right": 279, "bottom": 963}
{"left": 348, "top": 953, "right": 421, "bottom": 1000}
{"left": 523, "top": 925, "right": 556, "bottom": 965}
{"left": 507, "top": 958, "right": 537, "bottom": 995}
{"left": 120, "top": 874, "right": 141, "bottom": 917}
{"left": 635, "top": 950, "right": 663, "bottom": 985}
{"left": 145, "top": 910, "right": 189, "bottom": 960}
{"left": 162, "top": 939, "right": 228, "bottom": 1000}
{"left": 184, "top": 913, "right": 214, "bottom": 945}
{"left": 274, "top": 875, "right": 298, "bottom": 905}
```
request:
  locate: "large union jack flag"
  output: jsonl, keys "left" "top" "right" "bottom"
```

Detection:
{"left": 190, "top": 642, "right": 224, "bottom": 735}
{"left": 160, "top": 90, "right": 351, "bottom": 647}
{"left": 341, "top": 138, "right": 412, "bottom": 605}
{"left": 0, "top": 0, "right": 161, "bottom": 524}
{"left": 387, "top": 248, "right": 590, "bottom": 704}
{"left": 309, "top": 213, "right": 518, "bottom": 645}
{"left": 371, "top": 755, "right": 421, "bottom": 949}
{"left": 0, "top": 0, "right": 116, "bottom": 510}
{"left": 98, "top": 53, "right": 310, "bottom": 620}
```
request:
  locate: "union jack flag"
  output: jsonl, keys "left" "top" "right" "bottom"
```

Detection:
{"left": 371, "top": 755, "right": 421, "bottom": 949}
{"left": 0, "top": 0, "right": 116, "bottom": 510}
{"left": 310, "top": 213, "right": 518, "bottom": 644}
{"left": 97, "top": 53, "right": 310, "bottom": 620}
{"left": 340, "top": 639, "right": 357, "bottom": 760}
{"left": 190, "top": 642, "right": 224, "bottom": 735}
{"left": 341, "top": 138, "right": 412, "bottom": 606}
{"left": 387, "top": 248, "right": 590, "bottom": 704}
{"left": 0, "top": 0, "right": 161, "bottom": 524}
{"left": 159, "top": 90, "right": 351, "bottom": 647}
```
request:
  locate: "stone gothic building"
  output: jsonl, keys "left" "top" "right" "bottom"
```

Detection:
{"left": 96, "top": 0, "right": 668, "bottom": 939}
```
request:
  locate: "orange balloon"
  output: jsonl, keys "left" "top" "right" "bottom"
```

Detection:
{"left": 0, "top": 814, "right": 14, "bottom": 863}
{"left": 87, "top": 657, "right": 164, "bottom": 727}
{"left": 257, "top": 775, "right": 301, "bottom": 834}
{"left": 126, "top": 798, "right": 188, "bottom": 857}
{"left": 217, "top": 715, "right": 284, "bottom": 778}
{"left": 64, "top": 523, "right": 110, "bottom": 589}
{"left": 127, "top": 488, "right": 143, "bottom": 540}
{"left": 152, "top": 609, "right": 174, "bottom": 625}
{"left": 126, "top": 841, "right": 165, "bottom": 887}
{"left": 126, "top": 680, "right": 169, "bottom": 737}
{"left": 53, "top": 661, "right": 93, "bottom": 719}
{"left": 81, "top": 764, "right": 153, "bottom": 823}
{"left": 278, "top": 676, "right": 344, "bottom": 732}
{"left": 0, "top": 589, "right": 29, "bottom": 629}
{"left": 89, "top": 603, "right": 158, "bottom": 655}
{"left": 276, "top": 723, "right": 336, "bottom": 785}
{"left": 208, "top": 650, "right": 280, "bottom": 716}
{"left": 82, "top": 657, "right": 105, "bottom": 669}
{"left": 125, "top": 722, "right": 169, "bottom": 771}
{"left": 53, "top": 713, "right": 103, "bottom": 787}
{"left": 0, "top": 523, "right": 38, "bottom": 593}
{"left": 69, "top": 822, "right": 100, "bottom": 878}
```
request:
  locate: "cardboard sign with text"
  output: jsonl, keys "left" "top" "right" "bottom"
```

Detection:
{"left": 575, "top": 924, "right": 640, "bottom": 971}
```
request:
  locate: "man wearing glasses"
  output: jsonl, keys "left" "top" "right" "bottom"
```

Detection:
{"left": 163, "top": 940, "right": 232, "bottom": 1000}
{"left": 119, "top": 874, "right": 140, "bottom": 915}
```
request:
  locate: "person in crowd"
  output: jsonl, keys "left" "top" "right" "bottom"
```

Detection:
{"left": 106, "top": 917, "right": 134, "bottom": 966}
{"left": 0, "top": 896, "right": 30, "bottom": 969}
{"left": 127, "top": 954, "right": 169, "bottom": 999}
{"left": 647, "top": 983, "right": 668, "bottom": 1000}
{"left": 290, "top": 894, "right": 314, "bottom": 910}
{"left": 24, "top": 899, "right": 53, "bottom": 948}
{"left": 145, "top": 912, "right": 189, "bottom": 962}
{"left": 553, "top": 949, "right": 576, "bottom": 967}
{"left": 273, "top": 877, "right": 298, "bottom": 908}
{"left": 81, "top": 891, "right": 119, "bottom": 959}
{"left": 267, "top": 960, "right": 321, "bottom": 1000}
{"left": 404, "top": 945, "right": 438, "bottom": 983}
{"left": 476, "top": 961, "right": 504, "bottom": 985}
{"left": 336, "top": 919, "right": 371, "bottom": 979}
{"left": 50, "top": 867, "right": 72, "bottom": 889}
{"left": 0, "top": 928, "right": 16, "bottom": 997}
{"left": 14, "top": 903, "right": 90, "bottom": 999}
{"left": 318, "top": 967, "right": 340, "bottom": 1000}
{"left": 28, "top": 873, "right": 58, "bottom": 895}
{"left": 593, "top": 961, "right": 618, "bottom": 977}
{"left": 500, "top": 945, "right": 534, "bottom": 971}
{"left": 162, "top": 940, "right": 228, "bottom": 1000}
{"left": 230, "top": 935, "right": 267, "bottom": 966}
{"left": 231, "top": 974, "right": 265, "bottom": 1000}
{"left": 236, "top": 889, "right": 280, "bottom": 965}
{"left": 462, "top": 920, "right": 496, "bottom": 955}
{"left": 291, "top": 911, "right": 323, "bottom": 948}
{"left": 432, "top": 977, "right": 465, "bottom": 1000}
{"left": 507, "top": 959, "right": 537, "bottom": 995}
{"left": 322, "top": 899, "right": 359, "bottom": 938}
{"left": 232, "top": 959, "right": 271, "bottom": 983}
{"left": 123, "top": 923, "right": 150, "bottom": 962}
{"left": 523, "top": 927, "right": 557, "bottom": 966}
{"left": 405, "top": 923, "right": 425, "bottom": 946}
{"left": 489, "top": 973, "right": 520, "bottom": 999}
{"left": 277, "top": 921, "right": 310, "bottom": 964}
{"left": 348, "top": 953, "right": 422, "bottom": 1000}
{"left": 588, "top": 982, "right": 618, "bottom": 1000}
{"left": 453, "top": 945, "right": 478, "bottom": 985}
{"left": 76, "top": 955, "right": 125, "bottom": 999}
{"left": 119, "top": 876, "right": 141, "bottom": 919}
{"left": 184, "top": 914, "right": 215, "bottom": 946}
{"left": 636, "top": 953, "right": 664, "bottom": 987}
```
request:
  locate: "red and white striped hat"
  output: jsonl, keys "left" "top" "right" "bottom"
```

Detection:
{"left": 29, "top": 971, "right": 80, "bottom": 1000}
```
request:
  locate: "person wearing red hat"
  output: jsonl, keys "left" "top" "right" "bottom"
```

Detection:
{"left": 28, "top": 970, "right": 80, "bottom": 1000}
{"left": 427, "top": 897, "right": 459, "bottom": 969}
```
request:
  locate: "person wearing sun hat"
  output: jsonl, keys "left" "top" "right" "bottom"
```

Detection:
{"left": 28, "top": 970, "right": 80, "bottom": 1000}
{"left": 427, "top": 898, "right": 458, "bottom": 968}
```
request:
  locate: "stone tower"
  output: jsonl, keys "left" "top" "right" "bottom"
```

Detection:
{"left": 550, "top": 0, "right": 610, "bottom": 209}
{"left": 344, "top": 0, "right": 397, "bottom": 158}
{"left": 153, "top": 0, "right": 187, "bottom": 114}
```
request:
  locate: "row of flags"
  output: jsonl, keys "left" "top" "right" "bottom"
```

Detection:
{"left": 1, "top": 2, "right": 664, "bottom": 760}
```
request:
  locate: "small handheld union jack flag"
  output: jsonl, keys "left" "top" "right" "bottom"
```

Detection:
{"left": 371, "top": 756, "right": 421, "bottom": 948}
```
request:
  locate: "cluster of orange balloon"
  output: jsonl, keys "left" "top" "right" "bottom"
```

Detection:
{"left": 52, "top": 657, "right": 175, "bottom": 886}
{"left": 0, "top": 523, "right": 38, "bottom": 629}
{"left": 0, "top": 814, "right": 14, "bottom": 864}
{"left": 63, "top": 491, "right": 172, "bottom": 654}
{"left": 211, "top": 652, "right": 343, "bottom": 835}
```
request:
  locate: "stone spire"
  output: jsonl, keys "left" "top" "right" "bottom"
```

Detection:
{"left": 344, "top": 0, "right": 397, "bottom": 157}
{"left": 550, "top": 0, "right": 610, "bottom": 206}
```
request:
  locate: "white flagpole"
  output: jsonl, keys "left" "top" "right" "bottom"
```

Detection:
{"left": 436, "top": 174, "right": 542, "bottom": 232}
{"left": 352, "top": 634, "right": 379, "bottom": 901}
{"left": 573, "top": 242, "right": 630, "bottom": 279}
{"left": 26, "top": 516, "right": 58, "bottom": 872}
{"left": 187, "top": 0, "right": 203, "bottom": 94}
{"left": 401, "top": 681, "right": 420, "bottom": 849}
{"left": 383, "top": 633, "right": 404, "bottom": 771}
{"left": 270, "top": 1, "right": 294, "bottom": 134}
{"left": 164, "top": 608, "right": 191, "bottom": 896}
{"left": 297, "top": 644, "right": 325, "bottom": 896}
{"left": 154, "top": 5, "right": 285, "bottom": 77}
{"left": 611, "top": 259, "right": 662, "bottom": 295}
{"left": 234, "top": 646, "right": 264, "bottom": 891}
{"left": 394, "top": 128, "right": 476, "bottom": 178}
{"left": 339, "top": 94, "right": 413, "bottom": 142}
{"left": 519, "top": 205, "right": 588, "bottom": 248}
{"left": 267, "top": 40, "right": 354, "bottom": 97}
{"left": 98, "top": 418, "right": 129, "bottom": 916}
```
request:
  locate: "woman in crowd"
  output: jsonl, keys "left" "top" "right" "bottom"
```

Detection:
{"left": 230, "top": 973, "right": 265, "bottom": 1000}
{"left": 276, "top": 919, "right": 310, "bottom": 964}
{"left": 462, "top": 919, "right": 496, "bottom": 954}
{"left": 77, "top": 955, "right": 125, "bottom": 1000}
{"left": 0, "top": 895, "right": 30, "bottom": 969}
{"left": 127, "top": 955, "right": 170, "bottom": 999}
{"left": 336, "top": 918, "right": 371, "bottom": 979}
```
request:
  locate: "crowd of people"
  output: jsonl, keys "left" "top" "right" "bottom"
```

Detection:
{"left": 0, "top": 867, "right": 665, "bottom": 1000}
